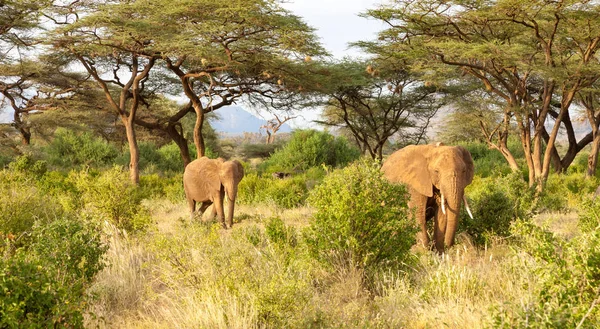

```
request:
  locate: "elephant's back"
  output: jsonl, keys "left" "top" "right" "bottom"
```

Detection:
{"left": 183, "top": 158, "right": 220, "bottom": 201}
{"left": 381, "top": 146, "right": 420, "bottom": 178}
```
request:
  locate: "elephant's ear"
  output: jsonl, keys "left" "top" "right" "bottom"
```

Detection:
{"left": 382, "top": 146, "right": 433, "bottom": 197}
{"left": 220, "top": 160, "right": 244, "bottom": 184}
{"left": 457, "top": 146, "right": 474, "bottom": 185}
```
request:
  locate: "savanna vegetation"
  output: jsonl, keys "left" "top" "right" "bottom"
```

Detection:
{"left": 2, "top": 0, "right": 600, "bottom": 328}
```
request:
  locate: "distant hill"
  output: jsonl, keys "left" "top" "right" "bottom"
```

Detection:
{"left": 210, "top": 106, "right": 292, "bottom": 134}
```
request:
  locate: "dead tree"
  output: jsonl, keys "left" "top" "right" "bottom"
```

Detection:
{"left": 260, "top": 113, "right": 296, "bottom": 144}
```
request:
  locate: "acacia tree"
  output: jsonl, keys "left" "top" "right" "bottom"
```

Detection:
{"left": 437, "top": 90, "right": 511, "bottom": 146}
{"left": 314, "top": 60, "right": 443, "bottom": 161}
{"left": 143, "top": 0, "right": 324, "bottom": 158}
{"left": 363, "top": 0, "right": 600, "bottom": 189}
{"left": 578, "top": 89, "right": 600, "bottom": 177}
{"left": 260, "top": 113, "right": 296, "bottom": 144}
{"left": 0, "top": 0, "right": 55, "bottom": 145}
{"left": 51, "top": 1, "right": 160, "bottom": 184}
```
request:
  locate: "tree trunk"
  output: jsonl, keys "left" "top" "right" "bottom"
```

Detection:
{"left": 19, "top": 128, "right": 31, "bottom": 145}
{"left": 166, "top": 124, "right": 192, "bottom": 168}
{"left": 192, "top": 105, "right": 205, "bottom": 158}
{"left": 587, "top": 133, "right": 600, "bottom": 178}
{"left": 123, "top": 117, "right": 140, "bottom": 185}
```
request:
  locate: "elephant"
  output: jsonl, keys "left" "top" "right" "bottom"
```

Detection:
{"left": 381, "top": 143, "right": 474, "bottom": 252}
{"left": 183, "top": 156, "right": 244, "bottom": 228}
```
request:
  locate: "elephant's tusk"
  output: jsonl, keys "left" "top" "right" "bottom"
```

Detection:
{"left": 441, "top": 193, "right": 446, "bottom": 215}
{"left": 463, "top": 195, "right": 474, "bottom": 219}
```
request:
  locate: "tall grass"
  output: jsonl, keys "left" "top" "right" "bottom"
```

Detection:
{"left": 87, "top": 197, "right": 543, "bottom": 329}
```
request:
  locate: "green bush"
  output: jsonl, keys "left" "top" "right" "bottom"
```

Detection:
{"left": 44, "top": 128, "right": 119, "bottom": 168}
{"left": 8, "top": 154, "right": 47, "bottom": 177}
{"left": 304, "top": 158, "right": 416, "bottom": 271}
{"left": 0, "top": 217, "right": 107, "bottom": 328}
{"left": 0, "top": 171, "right": 65, "bottom": 245}
{"left": 29, "top": 218, "right": 107, "bottom": 281}
{"left": 240, "top": 143, "right": 281, "bottom": 159}
{"left": 460, "top": 172, "right": 534, "bottom": 246}
{"left": 139, "top": 173, "right": 184, "bottom": 202}
{"left": 70, "top": 167, "right": 152, "bottom": 232}
{"left": 538, "top": 173, "right": 599, "bottom": 212}
{"left": 265, "top": 217, "right": 298, "bottom": 247}
{"left": 492, "top": 219, "right": 600, "bottom": 328}
{"left": 579, "top": 196, "right": 600, "bottom": 233}
{"left": 459, "top": 139, "right": 523, "bottom": 178}
{"left": 238, "top": 173, "right": 310, "bottom": 209}
{"left": 261, "top": 129, "right": 360, "bottom": 173}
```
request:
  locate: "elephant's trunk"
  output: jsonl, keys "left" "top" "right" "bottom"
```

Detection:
{"left": 441, "top": 178, "right": 464, "bottom": 249}
{"left": 225, "top": 182, "right": 238, "bottom": 228}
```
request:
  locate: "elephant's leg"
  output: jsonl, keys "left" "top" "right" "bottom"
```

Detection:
{"left": 214, "top": 187, "right": 226, "bottom": 229}
{"left": 433, "top": 195, "right": 448, "bottom": 253}
{"left": 199, "top": 201, "right": 213, "bottom": 220}
{"left": 409, "top": 191, "right": 429, "bottom": 248}
{"left": 187, "top": 197, "right": 196, "bottom": 221}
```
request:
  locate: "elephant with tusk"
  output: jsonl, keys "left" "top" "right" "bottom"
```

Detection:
{"left": 382, "top": 143, "right": 474, "bottom": 252}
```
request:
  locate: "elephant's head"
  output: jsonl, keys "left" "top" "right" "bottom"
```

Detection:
{"left": 219, "top": 159, "right": 245, "bottom": 227}
{"left": 382, "top": 143, "right": 474, "bottom": 250}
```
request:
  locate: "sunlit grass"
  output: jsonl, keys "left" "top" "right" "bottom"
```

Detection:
{"left": 87, "top": 199, "right": 569, "bottom": 328}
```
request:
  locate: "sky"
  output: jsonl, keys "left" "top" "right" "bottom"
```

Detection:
{"left": 257, "top": 0, "right": 388, "bottom": 128}
{"left": 282, "top": 0, "right": 386, "bottom": 58}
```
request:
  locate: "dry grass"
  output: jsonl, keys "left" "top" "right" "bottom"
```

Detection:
{"left": 87, "top": 199, "right": 574, "bottom": 328}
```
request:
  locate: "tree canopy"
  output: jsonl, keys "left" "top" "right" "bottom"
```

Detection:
{"left": 361, "top": 0, "right": 600, "bottom": 189}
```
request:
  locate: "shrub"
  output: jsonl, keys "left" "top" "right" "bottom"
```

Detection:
{"left": 8, "top": 154, "right": 47, "bottom": 177}
{"left": 44, "top": 128, "right": 119, "bottom": 168}
{"left": 460, "top": 172, "right": 534, "bottom": 246}
{"left": 261, "top": 129, "right": 360, "bottom": 173}
{"left": 240, "top": 143, "right": 281, "bottom": 159}
{"left": 139, "top": 173, "right": 185, "bottom": 202}
{"left": 304, "top": 158, "right": 416, "bottom": 271}
{"left": 265, "top": 217, "right": 297, "bottom": 247}
{"left": 238, "top": 173, "right": 310, "bottom": 209}
{"left": 29, "top": 218, "right": 107, "bottom": 281}
{"left": 70, "top": 167, "right": 152, "bottom": 232}
{"left": 0, "top": 171, "right": 65, "bottom": 245}
{"left": 579, "top": 196, "right": 600, "bottom": 233}
{"left": 492, "top": 219, "right": 600, "bottom": 328}
{"left": 0, "top": 217, "right": 107, "bottom": 328}
{"left": 538, "top": 173, "right": 599, "bottom": 212}
{"left": 459, "top": 139, "right": 523, "bottom": 178}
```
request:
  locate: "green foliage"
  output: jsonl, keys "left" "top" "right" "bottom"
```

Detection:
{"left": 304, "top": 158, "right": 416, "bottom": 271}
{"left": 459, "top": 140, "right": 522, "bottom": 178}
{"left": 460, "top": 172, "right": 534, "bottom": 246}
{"left": 139, "top": 173, "right": 184, "bottom": 203}
{"left": 492, "top": 219, "right": 600, "bottom": 328}
{"left": 0, "top": 217, "right": 106, "bottom": 328}
{"left": 265, "top": 217, "right": 297, "bottom": 247}
{"left": 238, "top": 172, "right": 311, "bottom": 209}
{"left": 8, "top": 154, "right": 47, "bottom": 177}
{"left": 261, "top": 129, "right": 360, "bottom": 173}
{"left": 29, "top": 218, "right": 107, "bottom": 281}
{"left": 240, "top": 143, "right": 281, "bottom": 159}
{"left": 71, "top": 167, "right": 152, "bottom": 232}
{"left": 0, "top": 170, "right": 65, "bottom": 244}
{"left": 579, "top": 196, "right": 600, "bottom": 233}
{"left": 538, "top": 173, "right": 599, "bottom": 212}
{"left": 44, "top": 128, "right": 119, "bottom": 168}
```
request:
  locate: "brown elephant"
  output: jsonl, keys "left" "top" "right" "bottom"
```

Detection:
{"left": 381, "top": 143, "right": 474, "bottom": 252}
{"left": 183, "top": 157, "right": 244, "bottom": 228}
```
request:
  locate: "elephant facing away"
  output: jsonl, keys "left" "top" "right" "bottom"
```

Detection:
{"left": 381, "top": 143, "right": 474, "bottom": 252}
{"left": 183, "top": 157, "right": 245, "bottom": 228}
